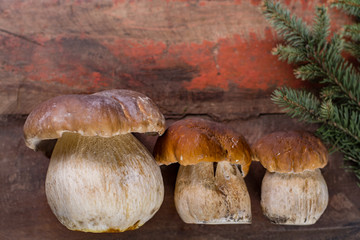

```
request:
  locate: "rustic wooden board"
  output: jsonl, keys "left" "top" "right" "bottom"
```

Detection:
{"left": 1, "top": 115, "right": 359, "bottom": 240}
{"left": 1, "top": 0, "right": 359, "bottom": 239}
{"left": 0, "top": 0, "right": 351, "bottom": 119}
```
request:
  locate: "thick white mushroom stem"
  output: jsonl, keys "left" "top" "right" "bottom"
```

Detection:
{"left": 45, "top": 132, "right": 164, "bottom": 232}
{"left": 175, "top": 161, "right": 251, "bottom": 224}
{"left": 261, "top": 169, "right": 328, "bottom": 225}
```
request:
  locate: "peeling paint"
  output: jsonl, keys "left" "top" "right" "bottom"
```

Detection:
{"left": 0, "top": 0, "right": 351, "bottom": 94}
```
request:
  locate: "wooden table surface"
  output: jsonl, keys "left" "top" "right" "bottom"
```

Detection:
{"left": 1, "top": 115, "right": 359, "bottom": 240}
{"left": 0, "top": 0, "right": 359, "bottom": 239}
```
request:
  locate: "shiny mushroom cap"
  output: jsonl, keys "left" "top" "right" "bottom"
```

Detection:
{"left": 252, "top": 131, "right": 328, "bottom": 173}
{"left": 153, "top": 118, "right": 252, "bottom": 177}
{"left": 23, "top": 89, "right": 165, "bottom": 150}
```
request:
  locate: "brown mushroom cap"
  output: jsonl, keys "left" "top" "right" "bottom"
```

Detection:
{"left": 252, "top": 131, "right": 328, "bottom": 173}
{"left": 24, "top": 89, "right": 165, "bottom": 150}
{"left": 153, "top": 118, "right": 252, "bottom": 176}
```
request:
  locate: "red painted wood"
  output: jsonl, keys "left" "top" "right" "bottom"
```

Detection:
{"left": 0, "top": 2, "right": 359, "bottom": 238}
{"left": 0, "top": 0, "right": 351, "bottom": 116}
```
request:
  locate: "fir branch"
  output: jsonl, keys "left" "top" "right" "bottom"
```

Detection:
{"left": 309, "top": 35, "right": 360, "bottom": 108}
{"left": 263, "top": 1, "right": 311, "bottom": 49}
{"left": 345, "top": 41, "right": 360, "bottom": 60}
{"left": 264, "top": 2, "right": 360, "bottom": 107}
{"left": 295, "top": 63, "right": 326, "bottom": 80}
{"left": 273, "top": 88, "right": 360, "bottom": 143}
{"left": 317, "top": 123, "right": 360, "bottom": 168}
{"left": 263, "top": 0, "right": 360, "bottom": 183}
{"left": 322, "top": 104, "right": 360, "bottom": 142}
{"left": 331, "top": 0, "right": 360, "bottom": 17}
{"left": 271, "top": 87, "right": 322, "bottom": 123}
{"left": 343, "top": 23, "right": 360, "bottom": 59}
{"left": 321, "top": 60, "right": 360, "bottom": 108}
{"left": 320, "top": 86, "right": 343, "bottom": 102}
{"left": 272, "top": 44, "right": 307, "bottom": 64}
{"left": 319, "top": 100, "right": 334, "bottom": 120}
{"left": 344, "top": 24, "right": 360, "bottom": 41}
{"left": 312, "top": 6, "right": 331, "bottom": 44}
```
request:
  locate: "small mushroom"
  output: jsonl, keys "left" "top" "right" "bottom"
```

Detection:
{"left": 253, "top": 131, "right": 329, "bottom": 225}
{"left": 153, "top": 118, "right": 252, "bottom": 224}
{"left": 23, "top": 89, "right": 165, "bottom": 232}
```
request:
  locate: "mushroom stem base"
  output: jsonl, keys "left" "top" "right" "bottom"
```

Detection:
{"left": 45, "top": 132, "right": 164, "bottom": 232}
{"left": 261, "top": 169, "right": 328, "bottom": 225}
{"left": 175, "top": 161, "right": 251, "bottom": 224}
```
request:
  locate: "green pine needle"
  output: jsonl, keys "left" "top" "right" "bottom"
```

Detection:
{"left": 325, "top": 104, "right": 360, "bottom": 143}
{"left": 344, "top": 24, "right": 360, "bottom": 41}
{"left": 295, "top": 63, "right": 326, "bottom": 80}
{"left": 345, "top": 41, "right": 360, "bottom": 60}
{"left": 272, "top": 44, "right": 306, "bottom": 64}
{"left": 263, "top": 1, "right": 311, "bottom": 49}
{"left": 331, "top": 0, "right": 360, "bottom": 17}
{"left": 263, "top": 0, "right": 360, "bottom": 184}
{"left": 271, "top": 87, "right": 322, "bottom": 123}
{"left": 313, "top": 6, "right": 331, "bottom": 44}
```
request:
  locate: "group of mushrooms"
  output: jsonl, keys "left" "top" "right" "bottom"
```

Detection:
{"left": 23, "top": 89, "right": 329, "bottom": 232}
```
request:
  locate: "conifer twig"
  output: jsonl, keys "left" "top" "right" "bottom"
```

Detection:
{"left": 263, "top": 0, "right": 360, "bottom": 184}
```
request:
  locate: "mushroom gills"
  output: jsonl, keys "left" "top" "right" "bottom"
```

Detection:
{"left": 175, "top": 161, "right": 251, "bottom": 224}
{"left": 45, "top": 132, "right": 164, "bottom": 232}
{"left": 261, "top": 169, "right": 328, "bottom": 225}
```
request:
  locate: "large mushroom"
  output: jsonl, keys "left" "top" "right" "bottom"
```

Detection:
{"left": 252, "top": 131, "right": 329, "bottom": 225}
{"left": 153, "top": 118, "right": 252, "bottom": 224}
{"left": 23, "top": 89, "right": 165, "bottom": 232}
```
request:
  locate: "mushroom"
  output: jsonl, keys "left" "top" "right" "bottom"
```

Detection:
{"left": 23, "top": 89, "right": 165, "bottom": 232}
{"left": 153, "top": 118, "right": 252, "bottom": 224}
{"left": 252, "top": 131, "right": 329, "bottom": 225}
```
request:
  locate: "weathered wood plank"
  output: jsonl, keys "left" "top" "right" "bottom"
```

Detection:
{"left": 0, "top": 0, "right": 351, "bottom": 117}
{"left": 1, "top": 115, "right": 359, "bottom": 240}
{"left": 1, "top": 1, "right": 358, "bottom": 239}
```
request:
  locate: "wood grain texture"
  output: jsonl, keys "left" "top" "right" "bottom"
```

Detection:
{"left": 1, "top": 115, "right": 359, "bottom": 240}
{"left": 0, "top": 0, "right": 352, "bottom": 118}
{"left": 1, "top": 0, "right": 359, "bottom": 239}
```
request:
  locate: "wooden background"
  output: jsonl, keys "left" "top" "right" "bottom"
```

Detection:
{"left": 0, "top": 0, "right": 359, "bottom": 239}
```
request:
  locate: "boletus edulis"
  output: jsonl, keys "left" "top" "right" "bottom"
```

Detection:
{"left": 153, "top": 118, "right": 252, "bottom": 224}
{"left": 253, "top": 131, "right": 329, "bottom": 225}
{"left": 23, "top": 89, "right": 165, "bottom": 232}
